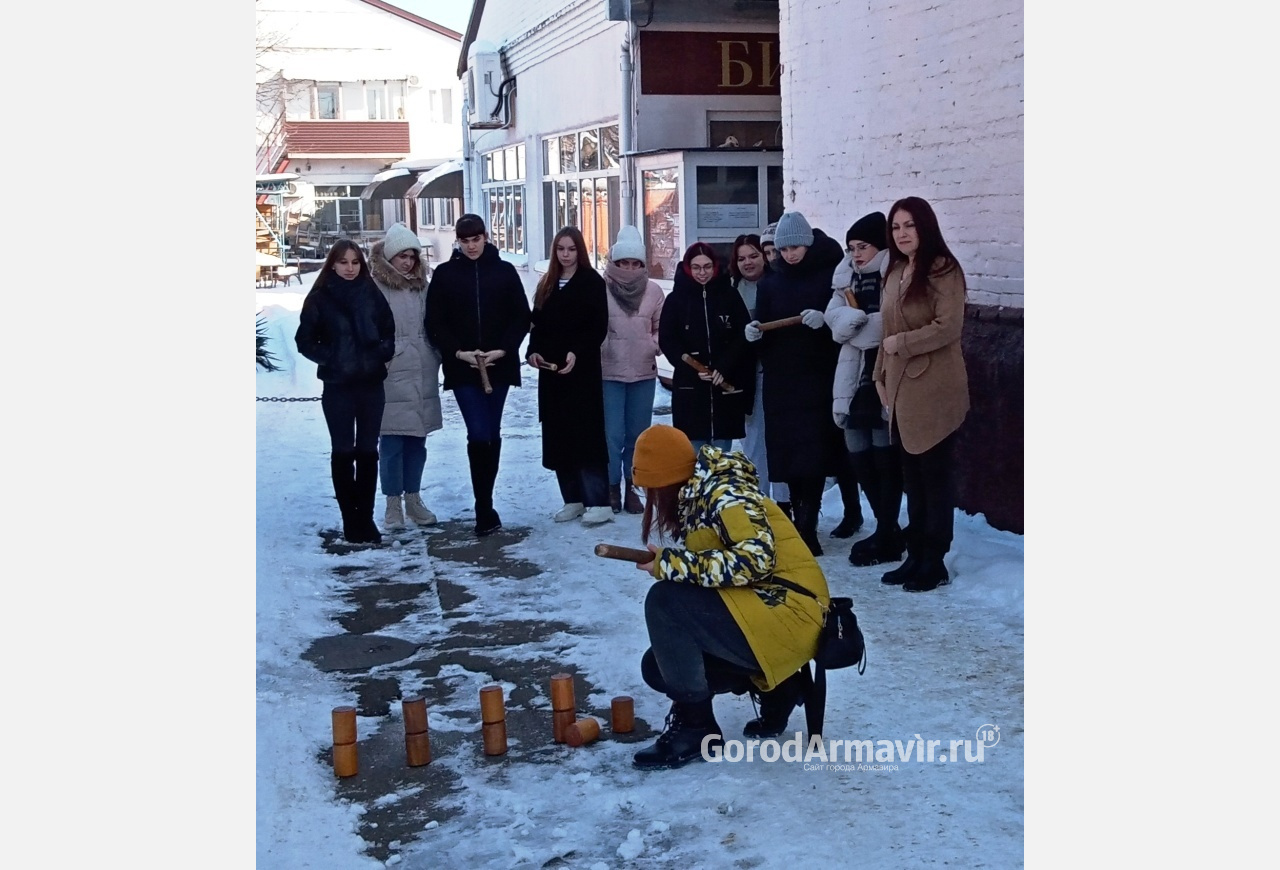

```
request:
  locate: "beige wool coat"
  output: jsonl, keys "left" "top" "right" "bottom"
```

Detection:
{"left": 370, "top": 241, "right": 443, "bottom": 438}
{"left": 873, "top": 259, "right": 969, "bottom": 455}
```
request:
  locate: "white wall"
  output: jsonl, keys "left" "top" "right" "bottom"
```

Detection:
{"left": 779, "top": 0, "right": 1023, "bottom": 307}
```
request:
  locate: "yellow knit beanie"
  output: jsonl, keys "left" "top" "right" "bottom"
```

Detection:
{"left": 632, "top": 425, "right": 696, "bottom": 488}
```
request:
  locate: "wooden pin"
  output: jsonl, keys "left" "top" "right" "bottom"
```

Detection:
{"left": 331, "top": 706, "right": 358, "bottom": 777}
{"left": 550, "top": 674, "right": 576, "bottom": 743}
{"left": 565, "top": 717, "right": 601, "bottom": 747}
{"left": 479, "top": 685, "right": 508, "bottom": 756}
{"left": 477, "top": 354, "right": 494, "bottom": 394}
{"left": 402, "top": 697, "right": 431, "bottom": 767}
{"left": 611, "top": 696, "right": 635, "bottom": 734}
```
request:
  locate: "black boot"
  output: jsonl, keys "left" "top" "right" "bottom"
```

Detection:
{"left": 348, "top": 451, "right": 383, "bottom": 544}
{"left": 743, "top": 669, "right": 808, "bottom": 738}
{"left": 775, "top": 500, "right": 793, "bottom": 521}
{"left": 848, "top": 447, "right": 907, "bottom": 567}
{"left": 903, "top": 547, "right": 950, "bottom": 592}
{"left": 467, "top": 441, "right": 502, "bottom": 536}
{"left": 330, "top": 451, "right": 358, "bottom": 540}
{"left": 881, "top": 527, "right": 919, "bottom": 585}
{"left": 632, "top": 698, "right": 723, "bottom": 770}
{"left": 829, "top": 459, "right": 864, "bottom": 538}
{"left": 790, "top": 479, "right": 823, "bottom": 557}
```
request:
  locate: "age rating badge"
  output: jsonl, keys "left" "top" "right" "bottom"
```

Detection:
{"left": 976, "top": 724, "right": 1001, "bottom": 748}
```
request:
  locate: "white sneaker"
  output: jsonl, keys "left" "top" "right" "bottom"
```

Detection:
{"left": 404, "top": 492, "right": 438, "bottom": 526}
{"left": 384, "top": 495, "right": 406, "bottom": 530}
{"left": 581, "top": 506, "right": 615, "bottom": 526}
{"left": 554, "top": 502, "right": 586, "bottom": 522}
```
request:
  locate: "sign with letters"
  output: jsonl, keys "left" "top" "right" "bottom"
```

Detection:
{"left": 640, "top": 31, "right": 781, "bottom": 96}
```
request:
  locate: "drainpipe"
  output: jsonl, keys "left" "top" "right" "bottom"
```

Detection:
{"left": 619, "top": 26, "right": 635, "bottom": 227}
{"left": 461, "top": 96, "right": 473, "bottom": 217}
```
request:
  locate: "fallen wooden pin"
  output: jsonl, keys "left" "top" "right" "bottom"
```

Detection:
{"left": 680, "top": 354, "right": 741, "bottom": 394}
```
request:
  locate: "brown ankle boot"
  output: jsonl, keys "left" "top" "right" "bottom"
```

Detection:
{"left": 624, "top": 476, "right": 644, "bottom": 514}
{"left": 609, "top": 482, "right": 623, "bottom": 513}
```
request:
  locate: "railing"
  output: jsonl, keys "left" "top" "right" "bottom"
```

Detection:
{"left": 256, "top": 105, "right": 288, "bottom": 176}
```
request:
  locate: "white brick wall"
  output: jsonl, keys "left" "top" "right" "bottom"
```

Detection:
{"left": 780, "top": 0, "right": 1023, "bottom": 307}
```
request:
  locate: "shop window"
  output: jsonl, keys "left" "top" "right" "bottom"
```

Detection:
{"left": 642, "top": 167, "right": 681, "bottom": 279}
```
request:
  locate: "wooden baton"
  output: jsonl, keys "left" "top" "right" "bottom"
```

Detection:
{"left": 758, "top": 315, "right": 804, "bottom": 332}
{"left": 594, "top": 543, "right": 653, "bottom": 563}
{"left": 476, "top": 353, "right": 493, "bottom": 394}
{"left": 843, "top": 289, "right": 859, "bottom": 309}
{"left": 680, "top": 354, "right": 740, "bottom": 394}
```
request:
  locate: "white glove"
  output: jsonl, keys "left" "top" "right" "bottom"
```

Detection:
{"left": 745, "top": 321, "right": 763, "bottom": 342}
{"left": 801, "top": 309, "right": 825, "bottom": 329}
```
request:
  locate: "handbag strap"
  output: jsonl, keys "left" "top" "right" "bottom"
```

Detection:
{"left": 769, "top": 576, "right": 820, "bottom": 601}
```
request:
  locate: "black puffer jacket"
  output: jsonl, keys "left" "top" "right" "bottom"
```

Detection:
{"left": 658, "top": 268, "right": 754, "bottom": 442}
{"left": 754, "top": 228, "right": 846, "bottom": 479}
{"left": 527, "top": 268, "right": 609, "bottom": 470}
{"left": 425, "top": 243, "right": 532, "bottom": 391}
{"left": 294, "top": 274, "right": 396, "bottom": 385}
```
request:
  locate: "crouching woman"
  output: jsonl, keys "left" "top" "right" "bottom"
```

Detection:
{"left": 629, "top": 424, "right": 830, "bottom": 770}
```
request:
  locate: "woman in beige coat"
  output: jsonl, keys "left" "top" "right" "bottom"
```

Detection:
{"left": 873, "top": 197, "right": 969, "bottom": 592}
{"left": 370, "top": 224, "right": 444, "bottom": 529}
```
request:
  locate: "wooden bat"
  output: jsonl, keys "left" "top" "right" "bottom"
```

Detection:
{"left": 843, "top": 289, "right": 859, "bottom": 309}
{"left": 476, "top": 353, "right": 493, "bottom": 394}
{"left": 680, "top": 354, "right": 740, "bottom": 394}
{"left": 594, "top": 543, "right": 653, "bottom": 563}
{"left": 758, "top": 315, "right": 804, "bottom": 332}
{"left": 537, "top": 360, "right": 560, "bottom": 371}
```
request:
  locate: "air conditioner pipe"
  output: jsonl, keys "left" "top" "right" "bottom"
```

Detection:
{"left": 620, "top": 32, "right": 634, "bottom": 228}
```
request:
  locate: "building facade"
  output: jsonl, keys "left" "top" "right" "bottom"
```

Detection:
{"left": 255, "top": 0, "right": 463, "bottom": 261}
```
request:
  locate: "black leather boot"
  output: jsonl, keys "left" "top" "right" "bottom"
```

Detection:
{"left": 903, "top": 547, "right": 950, "bottom": 592}
{"left": 848, "top": 447, "right": 907, "bottom": 567}
{"left": 467, "top": 441, "right": 502, "bottom": 536}
{"left": 632, "top": 698, "right": 723, "bottom": 770}
{"left": 349, "top": 451, "right": 383, "bottom": 544}
{"left": 330, "top": 451, "right": 358, "bottom": 540}
{"left": 742, "top": 669, "right": 808, "bottom": 738}
{"left": 829, "top": 459, "right": 864, "bottom": 538}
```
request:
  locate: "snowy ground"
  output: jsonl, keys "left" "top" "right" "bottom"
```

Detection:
{"left": 256, "top": 271, "right": 1024, "bottom": 868}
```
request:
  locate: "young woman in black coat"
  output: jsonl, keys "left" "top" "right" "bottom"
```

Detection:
{"left": 746, "top": 211, "right": 859, "bottom": 557}
{"left": 294, "top": 240, "right": 397, "bottom": 544}
{"left": 425, "top": 214, "right": 532, "bottom": 536}
{"left": 657, "top": 243, "right": 753, "bottom": 451}
{"left": 526, "top": 226, "right": 613, "bottom": 527}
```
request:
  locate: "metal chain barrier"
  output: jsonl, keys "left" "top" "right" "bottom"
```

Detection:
{"left": 257, "top": 396, "right": 322, "bottom": 402}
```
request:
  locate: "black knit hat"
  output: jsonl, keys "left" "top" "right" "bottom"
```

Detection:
{"left": 846, "top": 212, "right": 887, "bottom": 249}
{"left": 455, "top": 213, "right": 487, "bottom": 238}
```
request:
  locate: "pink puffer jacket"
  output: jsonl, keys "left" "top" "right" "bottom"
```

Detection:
{"left": 601, "top": 280, "right": 665, "bottom": 382}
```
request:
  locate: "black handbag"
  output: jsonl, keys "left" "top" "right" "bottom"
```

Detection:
{"left": 771, "top": 579, "right": 867, "bottom": 737}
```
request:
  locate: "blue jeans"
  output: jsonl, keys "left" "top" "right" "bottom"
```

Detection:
{"left": 602, "top": 378, "right": 657, "bottom": 485}
{"left": 844, "top": 427, "right": 892, "bottom": 453}
{"left": 378, "top": 434, "right": 427, "bottom": 495}
{"left": 451, "top": 384, "right": 510, "bottom": 443}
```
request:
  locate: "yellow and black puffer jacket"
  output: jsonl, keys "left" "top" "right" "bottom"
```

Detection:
{"left": 650, "top": 446, "right": 832, "bottom": 691}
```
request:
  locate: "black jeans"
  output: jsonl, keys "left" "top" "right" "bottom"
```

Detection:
{"left": 555, "top": 463, "right": 610, "bottom": 508}
{"left": 642, "top": 581, "right": 760, "bottom": 704}
{"left": 321, "top": 381, "right": 385, "bottom": 454}
{"left": 896, "top": 422, "right": 957, "bottom": 554}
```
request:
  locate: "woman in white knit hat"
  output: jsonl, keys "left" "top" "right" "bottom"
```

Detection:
{"left": 600, "top": 225, "right": 666, "bottom": 513}
{"left": 369, "top": 223, "right": 443, "bottom": 530}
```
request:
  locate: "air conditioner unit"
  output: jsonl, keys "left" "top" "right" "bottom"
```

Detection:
{"left": 406, "top": 74, "right": 420, "bottom": 87}
{"left": 466, "top": 40, "right": 505, "bottom": 124}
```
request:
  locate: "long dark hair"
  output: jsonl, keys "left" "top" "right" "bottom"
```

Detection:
{"left": 641, "top": 483, "right": 683, "bottom": 544}
{"left": 886, "top": 196, "right": 961, "bottom": 303}
{"left": 679, "top": 242, "right": 720, "bottom": 281}
{"left": 728, "top": 234, "right": 767, "bottom": 286}
{"left": 313, "top": 240, "right": 370, "bottom": 291}
{"left": 535, "top": 226, "right": 592, "bottom": 309}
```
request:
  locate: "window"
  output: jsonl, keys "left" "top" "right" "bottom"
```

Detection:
{"left": 417, "top": 197, "right": 459, "bottom": 229}
{"left": 428, "top": 89, "right": 454, "bottom": 124}
{"left": 312, "top": 185, "right": 374, "bottom": 233}
{"left": 481, "top": 144, "right": 525, "bottom": 255}
{"left": 541, "top": 124, "right": 621, "bottom": 269}
{"left": 642, "top": 167, "right": 680, "bottom": 279}
{"left": 317, "top": 84, "right": 339, "bottom": 120}
{"left": 367, "top": 88, "right": 383, "bottom": 120}
{"left": 708, "top": 119, "right": 782, "bottom": 148}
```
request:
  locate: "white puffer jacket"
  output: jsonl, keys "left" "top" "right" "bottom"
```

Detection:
{"left": 824, "top": 249, "right": 887, "bottom": 428}
{"left": 370, "top": 241, "right": 444, "bottom": 437}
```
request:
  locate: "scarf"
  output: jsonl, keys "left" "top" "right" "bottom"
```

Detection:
{"left": 604, "top": 260, "right": 650, "bottom": 314}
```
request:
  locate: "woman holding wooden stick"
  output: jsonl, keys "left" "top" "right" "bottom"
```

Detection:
{"left": 626, "top": 424, "right": 831, "bottom": 769}
{"left": 745, "top": 211, "right": 856, "bottom": 557}
{"left": 527, "top": 226, "right": 613, "bottom": 527}
{"left": 657, "top": 243, "right": 753, "bottom": 452}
